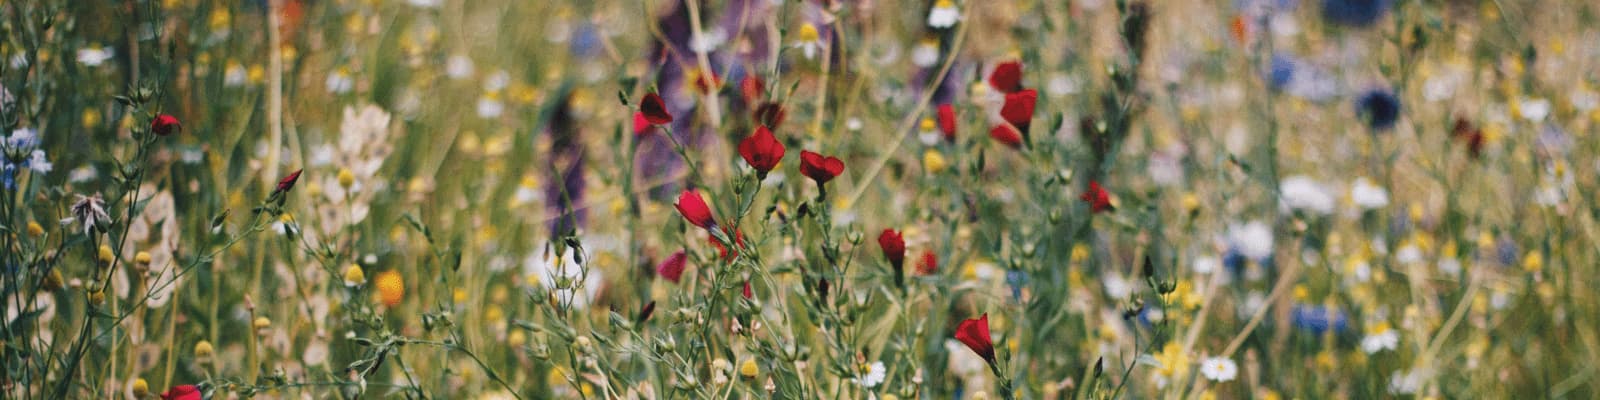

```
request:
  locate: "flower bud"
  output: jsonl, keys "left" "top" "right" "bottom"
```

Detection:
{"left": 150, "top": 114, "right": 181, "bottom": 136}
{"left": 337, "top": 168, "right": 355, "bottom": 189}
{"left": 132, "top": 378, "right": 149, "bottom": 398}
{"left": 195, "top": 340, "right": 214, "bottom": 358}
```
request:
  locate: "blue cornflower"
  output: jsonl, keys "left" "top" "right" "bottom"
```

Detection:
{"left": 1267, "top": 54, "right": 1296, "bottom": 90}
{"left": 1291, "top": 303, "right": 1348, "bottom": 335}
{"left": 1357, "top": 89, "right": 1401, "bottom": 130}
{"left": 1005, "top": 270, "right": 1028, "bottom": 301}
{"left": 1322, "top": 0, "right": 1390, "bottom": 27}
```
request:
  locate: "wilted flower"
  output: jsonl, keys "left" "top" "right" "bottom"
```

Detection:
{"left": 71, "top": 194, "right": 110, "bottom": 235}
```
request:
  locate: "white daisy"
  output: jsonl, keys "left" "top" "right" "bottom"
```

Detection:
{"left": 854, "top": 361, "right": 886, "bottom": 388}
{"left": 1280, "top": 175, "right": 1335, "bottom": 215}
{"left": 927, "top": 0, "right": 960, "bottom": 28}
{"left": 1361, "top": 325, "right": 1400, "bottom": 354}
{"left": 1199, "top": 357, "right": 1238, "bottom": 382}
{"left": 794, "top": 23, "right": 823, "bottom": 60}
{"left": 1350, "top": 177, "right": 1389, "bottom": 210}
{"left": 910, "top": 38, "right": 940, "bottom": 68}
{"left": 326, "top": 69, "right": 354, "bottom": 94}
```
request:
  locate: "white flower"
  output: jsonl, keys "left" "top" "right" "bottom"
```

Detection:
{"left": 446, "top": 54, "right": 475, "bottom": 80}
{"left": 1199, "top": 357, "right": 1237, "bottom": 382}
{"left": 524, "top": 248, "right": 602, "bottom": 310}
{"left": 407, "top": 0, "right": 442, "bottom": 8}
{"left": 484, "top": 70, "right": 512, "bottom": 92}
{"left": 1227, "top": 221, "right": 1274, "bottom": 261}
{"left": 855, "top": 361, "right": 887, "bottom": 388}
{"left": 326, "top": 69, "right": 354, "bottom": 94}
{"left": 1361, "top": 326, "right": 1399, "bottom": 354}
{"left": 794, "top": 23, "right": 823, "bottom": 60}
{"left": 1519, "top": 98, "right": 1550, "bottom": 122}
{"left": 77, "top": 46, "right": 115, "bottom": 66}
{"left": 690, "top": 29, "right": 727, "bottom": 54}
{"left": 27, "top": 150, "right": 51, "bottom": 173}
{"left": 1350, "top": 177, "right": 1389, "bottom": 210}
{"left": 927, "top": 0, "right": 960, "bottom": 28}
{"left": 224, "top": 63, "right": 248, "bottom": 87}
{"left": 1192, "top": 255, "right": 1219, "bottom": 274}
{"left": 1388, "top": 368, "right": 1429, "bottom": 394}
{"left": 1102, "top": 274, "right": 1133, "bottom": 300}
{"left": 846, "top": 117, "right": 864, "bottom": 131}
{"left": 476, "top": 96, "right": 505, "bottom": 118}
{"left": 1047, "top": 74, "right": 1080, "bottom": 96}
{"left": 1280, "top": 175, "right": 1335, "bottom": 215}
{"left": 69, "top": 165, "right": 97, "bottom": 183}
{"left": 911, "top": 39, "right": 940, "bottom": 68}
{"left": 1395, "top": 244, "right": 1422, "bottom": 265}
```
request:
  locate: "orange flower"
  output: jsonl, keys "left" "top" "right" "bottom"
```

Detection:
{"left": 375, "top": 270, "right": 405, "bottom": 307}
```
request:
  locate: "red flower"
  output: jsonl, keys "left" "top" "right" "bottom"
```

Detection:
{"left": 739, "top": 126, "right": 787, "bottom": 177}
{"left": 675, "top": 190, "right": 717, "bottom": 230}
{"left": 740, "top": 75, "right": 765, "bottom": 102}
{"left": 999, "top": 89, "right": 1038, "bottom": 134}
{"left": 878, "top": 229, "right": 906, "bottom": 269}
{"left": 742, "top": 281, "right": 754, "bottom": 299}
{"left": 1452, "top": 117, "right": 1484, "bottom": 159}
{"left": 989, "top": 124, "right": 1023, "bottom": 148}
{"left": 753, "top": 102, "right": 787, "bottom": 129}
{"left": 1080, "top": 181, "right": 1114, "bottom": 213}
{"left": 657, "top": 250, "right": 688, "bottom": 283}
{"left": 275, "top": 169, "right": 303, "bottom": 194}
{"left": 691, "top": 69, "right": 722, "bottom": 94}
{"left": 955, "top": 313, "right": 996, "bottom": 363}
{"left": 639, "top": 93, "right": 673, "bottom": 125}
{"left": 799, "top": 150, "right": 845, "bottom": 185}
{"left": 161, "top": 385, "right": 202, "bottom": 400}
{"left": 151, "top": 114, "right": 182, "bottom": 136}
{"left": 988, "top": 61, "right": 1024, "bottom": 94}
{"left": 633, "top": 112, "right": 655, "bottom": 137}
{"left": 916, "top": 251, "right": 938, "bottom": 275}
{"left": 937, "top": 104, "right": 957, "bottom": 141}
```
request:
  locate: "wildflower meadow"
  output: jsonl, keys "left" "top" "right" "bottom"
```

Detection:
{"left": 4, "top": 0, "right": 1600, "bottom": 398}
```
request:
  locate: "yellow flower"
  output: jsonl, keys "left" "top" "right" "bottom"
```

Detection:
{"left": 1070, "top": 244, "right": 1090, "bottom": 263}
{"left": 337, "top": 168, "right": 355, "bottom": 189}
{"left": 195, "top": 340, "right": 214, "bottom": 358}
{"left": 739, "top": 358, "right": 759, "bottom": 379}
{"left": 82, "top": 109, "right": 101, "bottom": 128}
{"left": 132, "top": 378, "right": 149, "bottom": 398}
{"left": 375, "top": 270, "right": 405, "bottom": 307}
{"left": 1152, "top": 342, "right": 1189, "bottom": 377}
{"left": 343, "top": 264, "right": 367, "bottom": 286}
{"left": 919, "top": 117, "right": 936, "bottom": 132}
{"left": 253, "top": 316, "right": 272, "bottom": 331}
{"left": 1522, "top": 253, "right": 1543, "bottom": 273}
{"left": 97, "top": 245, "right": 116, "bottom": 265}
{"left": 923, "top": 149, "right": 948, "bottom": 174}
{"left": 797, "top": 23, "right": 820, "bottom": 43}
{"left": 26, "top": 221, "right": 43, "bottom": 237}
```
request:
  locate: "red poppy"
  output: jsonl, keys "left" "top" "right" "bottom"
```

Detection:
{"left": 1000, "top": 89, "right": 1038, "bottom": 134}
{"left": 878, "top": 229, "right": 906, "bottom": 269}
{"left": 675, "top": 190, "right": 717, "bottom": 230}
{"left": 740, "top": 75, "right": 765, "bottom": 102}
{"left": 955, "top": 313, "right": 996, "bottom": 364}
{"left": 657, "top": 250, "right": 688, "bottom": 283}
{"left": 989, "top": 124, "right": 1023, "bottom": 148}
{"left": 916, "top": 251, "right": 938, "bottom": 275}
{"left": 937, "top": 104, "right": 957, "bottom": 141}
{"left": 799, "top": 150, "right": 845, "bottom": 185}
{"left": 275, "top": 169, "right": 303, "bottom": 194}
{"left": 161, "top": 385, "right": 202, "bottom": 400}
{"left": 739, "top": 126, "right": 787, "bottom": 176}
{"left": 151, "top": 114, "right": 181, "bottom": 136}
{"left": 1081, "top": 181, "right": 1114, "bottom": 213}
{"left": 639, "top": 93, "right": 673, "bottom": 125}
{"left": 988, "top": 61, "right": 1024, "bottom": 94}
{"left": 753, "top": 102, "right": 787, "bottom": 129}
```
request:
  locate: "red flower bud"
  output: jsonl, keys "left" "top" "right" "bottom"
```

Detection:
{"left": 742, "top": 280, "right": 754, "bottom": 299}
{"left": 989, "top": 124, "right": 1023, "bottom": 148}
{"left": 161, "top": 385, "right": 203, "bottom": 400}
{"left": 955, "top": 313, "right": 996, "bottom": 364}
{"left": 877, "top": 229, "right": 906, "bottom": 269}
{"left": 916, "top": 251, "right": 939, "bottom": 275}
{"left": 753, "top": 102, "right": 787, "bottom": 129}
{"left": 799, "top": 150, "right": 845, "bottom": 185}
{"left": 738, "top": 125, "right": 786, "bottom": 176}
{"left": 151, "top": 114, "right": 182, "bottom": 136}
{"left": 637, "top": 300, "right": 657, "bottom": 324}
{"left": 674, "top": 189, "right": 717, "bottom": 230}
{"left": 275, "top": 169, "right": 303, "bottom": 194}
{"left": 740, "top": 75, "right": 765, "bottom": 102}
{"left": 657, "top": 250, "right": 688, "bottom": 283}
{"left": 639, "top": 93, "right": 673, "bottom": 125}
{"left": 711, "top": 227, "right": 746, "bottom": 261}
{"left": 937, "top": 103, "right": 957, "bottom": 141}
{"left": 988, "top": 60, "right": 1024, "bottom": 94}
{"left": 1081, "top": 181, "right": 1114, "bottom": 213}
